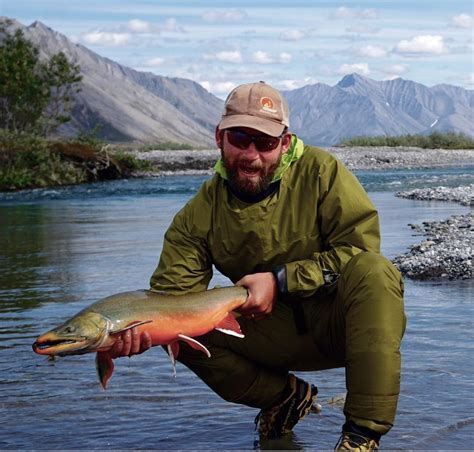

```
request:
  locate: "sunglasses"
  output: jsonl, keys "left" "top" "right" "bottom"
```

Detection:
{"left": 225, "top": 129, "right": 283, "bottom": 153}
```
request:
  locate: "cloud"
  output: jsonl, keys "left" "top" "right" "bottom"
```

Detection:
{"left": 332, "top": 7, "right": 379, "bottom": 20}
{"left": 346, "top": 25, "right": 381, "bottom": 34}
{"left": 279, "top": 30, "right": 307, "bottom": 41}
{"left": 451, "top": 13, "right": 473, "bottom": 29}
{"left": 82, "top": 31, "right": 131, "bottom": 47}
{"left": 162, "top": 18, "right": 184, "bottom": 33}
{"left": 249, "top": 51, "right": 291, "bottom": 64}
{"left": 394, "top": 35, "right": 448, "bottom": 55}
{"left": 465, "top": 73, "right": 474, "bottom": 87}
{"left": 143, "top": 57, "right": 165, "bottom": 67}
{"left": 204, "top": 50, "right": 243, "bottom": 63}
{"left": 128, "top": 19, "right": 151, "bottom": 33}
{"left": 202, "top": 9, "right": 248, "bottom": 22}
{"left": 337, "top": 63, "right": 370, "bottom": 76}
{"left": 387, "top": 64, "right": 408, "bottom": 75}
{"left": 279, "top": 52, "right": 292, "bottom": 64}
{"left": 358, "top": 45, "right": 387, "bottom": 58}
{"left": 277, "top": 78, "right": 318, "bottom": 90}
{"left": 200, "top": 81, "right": 237, "bottom": 96}
{"left": 252, "top": 51, "right": 273, "bottom": 64}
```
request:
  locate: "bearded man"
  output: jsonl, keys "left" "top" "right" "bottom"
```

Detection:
{"left": 112, "top": 82, "right": 406, "bottom": 451}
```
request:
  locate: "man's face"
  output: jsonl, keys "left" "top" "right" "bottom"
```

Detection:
{"left": 216, "top": 127, "right": 292, "bottom": 196}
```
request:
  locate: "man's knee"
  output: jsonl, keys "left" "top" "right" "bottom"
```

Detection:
{"left": 341, "top": 251, "right": 403, "bottom": 293}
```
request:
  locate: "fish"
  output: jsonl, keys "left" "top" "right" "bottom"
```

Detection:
{"left": 32, "top": 286, "right": 248, "bottom": 389}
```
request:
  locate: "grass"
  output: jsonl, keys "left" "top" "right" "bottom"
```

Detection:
{"left": 339, "top": 132, "right": 474, "bottom": 149}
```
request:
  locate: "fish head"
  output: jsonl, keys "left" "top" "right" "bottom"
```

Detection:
{"left": 32, "top": 311, "right": 111, "bottom": 356}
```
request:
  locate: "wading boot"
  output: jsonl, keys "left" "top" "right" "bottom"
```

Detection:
{"left": 255, "top": 374, "right": 319, "bottom": 438}
{"left": 335, "top": 430, "right": 380, "bottom": 451}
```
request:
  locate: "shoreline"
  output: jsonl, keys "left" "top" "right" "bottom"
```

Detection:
{"left": 129, "top": 146, "right": 474, "bottom": 176}
{"left": 393, "top": 185, "right": 472, "bottom": 281}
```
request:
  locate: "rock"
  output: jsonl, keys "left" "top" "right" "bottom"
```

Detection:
{"left": 393, "top": 212, "right": 473, "bottom": 280}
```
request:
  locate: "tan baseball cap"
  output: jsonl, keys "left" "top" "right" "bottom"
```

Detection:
{"left": 218, "top": 81, "right": 290, "bottom": 137}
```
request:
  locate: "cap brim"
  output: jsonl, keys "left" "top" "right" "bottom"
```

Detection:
{"left": 218, "top": 115, "right": 286, "bottom": 137}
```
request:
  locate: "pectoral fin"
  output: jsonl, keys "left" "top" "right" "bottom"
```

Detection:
{"left": 96, "top": 352, "right": 114, "bottom": 389}
{"left": 110, "top": 320, "right": 153, "bottom": 335}
{"left": 177, "top": 334, "right": 211, "bottom": 358}
{"left": 215, "top": 313, "right": 244, "bottom": 338}
{"left": 167, "top": 342, "right": 180, "bottom": 377}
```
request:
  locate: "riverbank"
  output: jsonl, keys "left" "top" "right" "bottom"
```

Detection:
{"left": 130, "top": 146, "right": 474, "bottom": 175}
{"left": 393, "top": 185, "right": 472, "bottom": 280}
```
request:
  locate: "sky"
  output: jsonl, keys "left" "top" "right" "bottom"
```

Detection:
{"left": 2, "top": 0, "right": 473, "bottom": 98}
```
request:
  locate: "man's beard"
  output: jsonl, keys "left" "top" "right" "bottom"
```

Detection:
{"left": 222, "top": 153, "right": 281, "bottom": 197}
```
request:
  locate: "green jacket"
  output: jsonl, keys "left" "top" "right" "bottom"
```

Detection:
{"left": 150, "top": 137, "right": 380, "bottom": 298}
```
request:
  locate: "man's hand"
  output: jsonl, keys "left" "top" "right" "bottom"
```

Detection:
{"left": 235, "top": 272, "right": 278, "bottom": 321}
{"left": 109, "top": 328, "right": 152, "bottom": 359}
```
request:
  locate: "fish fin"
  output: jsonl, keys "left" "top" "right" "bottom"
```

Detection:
{"left": 177, "top": 334, "right": 211, "bottom": 358}
{"left": 215, "top": 312, "right": 245, "bottom": 338}
{"left": 110, "top": 319, "right": 153, "bottom": 335}
{"left": 167, "top": 342, "right": 179, "bottom": 377}
{"left": 96, "top": 352, "right": 114, "bottom": 390}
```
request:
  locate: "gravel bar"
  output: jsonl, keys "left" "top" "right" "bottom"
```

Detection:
{"left": 130, "top": 146, "right": 474, "bottom": 175}
{"left": 393, "top": 185, "right": 473, "bottom": 281}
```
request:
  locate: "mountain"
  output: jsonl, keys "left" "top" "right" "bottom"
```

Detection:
{"left": 284, "top": 73, "right": 474, "bottom": 145}
{"left": 2, "top": 18, "right": 473, "bottom": 146}
{"left": 1, "top": 18, "right": 222, "bottom": 146}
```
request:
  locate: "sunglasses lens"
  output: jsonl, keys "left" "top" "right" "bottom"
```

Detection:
{"left": 255, "top": 136, "right": 280, "bottom": 152}
{"left": 226, "top": 130, "right": 281, "bottom": 152}
{"left": 226, "top": 130, "right": 252, "bottom": 149}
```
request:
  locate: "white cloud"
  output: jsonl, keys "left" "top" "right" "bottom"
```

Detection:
{"left": 163, "top": 18, "right": 184, "bottom": 33}
{"left": 277, "top": 77, "right": 318, "bottom": 90}
{"left": 346, "top": 25, "right": 381, "bottom": 34}
{"left": 279, "top": 30, "right": 306, "bottom": 41}
{"left": 394, "top": 35, "right": 448, "bottom": 55}
{"left": 82, "top": 31, "right": 131, "bottom": 47}
{"left": 451, "top": 13, "right": 473, "bottom": 29}
{"left": 202, "top": 9, "right": 247, "bottom": 22}
{"left": 387, "top": 64, "right": 408, "bottom": 75}
{"left": 252, "top": 51, "right": 273, "bottom": 64}
{"left": 337, "top": 63, "right": 370, "bottom": 76}
{"left": 465, "top": 73, "right": 474, "bottom": 87}
{"left": 279, "top": 52, "right": 292, "bottom": 64}
{"left": 200, "top": 81, "right": 237, "bottom": 95}
{"left": 332, "top": 7, "right": 379, "bottom": 20}
{"left": 358, "top": 45, "right": 387, "bottom": 58}
{"left": 334, "top": 7, "right": 352, "bottom": 19}
{"left": 144, "top": 57, "right": 165, "bottom": 67}
{"left": 361, "top": 9, "right": 378, "bottom": 20}
{"left": 204, "top": 50, "right": 243, "bottom": 64}
{"left": 128, "top": 19, "right": 151, "bottom": 33}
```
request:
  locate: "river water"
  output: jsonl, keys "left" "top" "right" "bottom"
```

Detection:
{"left": 0, "top": 167, "right": 472, "bottom": 450}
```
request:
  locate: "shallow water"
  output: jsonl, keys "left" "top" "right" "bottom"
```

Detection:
{"left": 0, "top": 168, "right": 472, "bottom": 450}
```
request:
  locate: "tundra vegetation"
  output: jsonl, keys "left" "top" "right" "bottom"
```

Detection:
{"left": 340, "top": 132, "right": 474, "bottom": 149}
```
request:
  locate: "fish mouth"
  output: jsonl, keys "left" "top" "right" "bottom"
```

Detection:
{"left": 32, "top": 337, "right": 89, "bottom": 355}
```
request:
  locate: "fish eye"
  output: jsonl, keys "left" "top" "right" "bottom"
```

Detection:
{"left": 63, "top": 326, "right": 75, "bottom": 334}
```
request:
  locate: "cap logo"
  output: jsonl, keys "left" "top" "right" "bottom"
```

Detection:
{"left": 260, "top": 96, "right": 278, "bottom": 114}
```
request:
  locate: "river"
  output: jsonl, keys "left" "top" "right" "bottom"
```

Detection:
{"left": 0, "top": 167, "right": 473, "bottom": 450}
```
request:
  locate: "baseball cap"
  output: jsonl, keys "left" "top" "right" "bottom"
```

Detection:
{"left": 218, "top": 81, "right": 290, "bottom": 137}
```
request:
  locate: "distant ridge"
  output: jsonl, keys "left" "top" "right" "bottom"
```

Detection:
{"left": 284, "top": 73, "right": 473, "bottom": 145}
{"left": 2, "top": 18, "right": 473, "bottom": 146}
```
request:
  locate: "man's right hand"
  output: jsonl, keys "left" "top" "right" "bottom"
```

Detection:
{"left": 109, "top": 327, "right": 152, "bottom": 358}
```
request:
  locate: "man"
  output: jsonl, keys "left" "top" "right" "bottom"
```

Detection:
{"left": 112, "top": 82, "right": 406, "bottom": 451}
